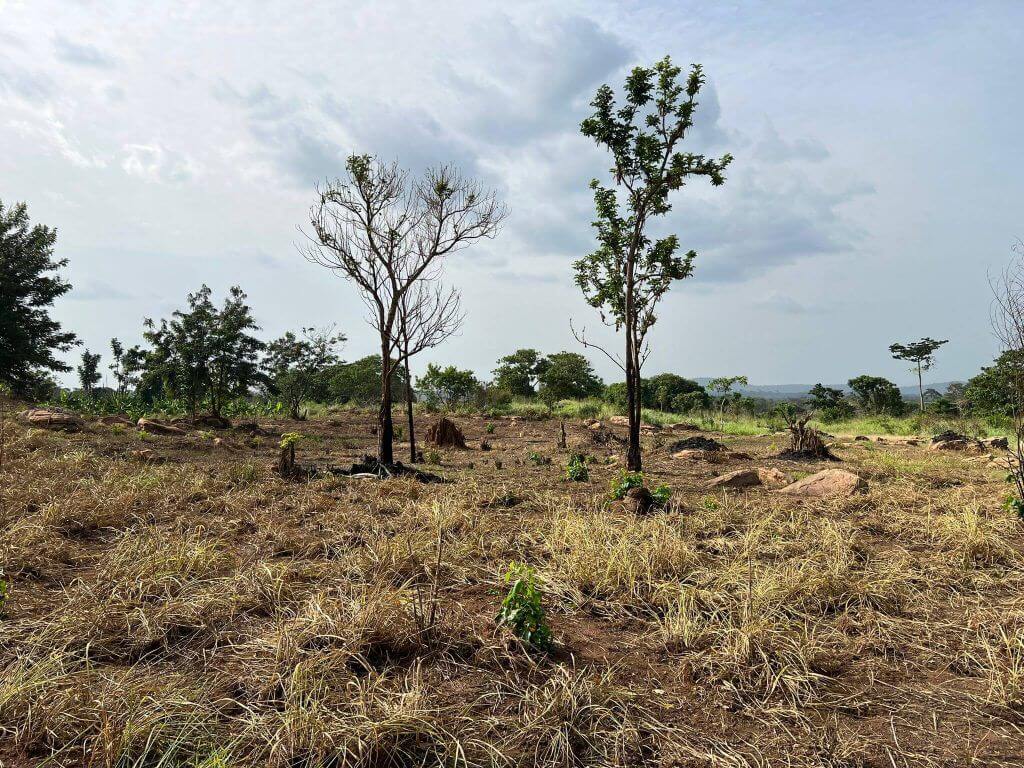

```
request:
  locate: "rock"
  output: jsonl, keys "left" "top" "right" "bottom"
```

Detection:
{"left": 928, "top": 432, "right": 985, "bottom": 453}
{"left": 756, "top": 467, "right": 790, "bottom": 489}
{"left": 779, "top": 469, "right": 867, "bottom": 498}
{"left": 706, "top": 469, "right": 762, "bottom": 490}
{"left": 588, "top": 421, "right": 604, "bottom": 430}
{"left": 130, "top": 448, "right": 157, "bottom": 462}
{"left": 673, "top": 449, "right": 726, "bottom": 464}
{"left": 98, "top": 415, "right": 135, "bottom": 427}
{"left": 670, "top": 435, "right": 726, "bottom": 453}
{"left": 669, "top": 422, "right": 701, "bottom": 431}
{"left": 609, "top": 415, "right": 630, "bottom": 426}
{"left": 622, "top": 486, "right": 655, "bottom": 515}
{"left": 983, "top": 436, "right": 1010, "bottom": 450}
{"left": 22, "top": 409, "right": 84, "bottom": 432}
{"left": 136, "top": 418, "right": 187, "bottom": 435}
{"left": 854, "top": 435, "right": 869, "bottom": 441}
{"left": 480, "top": 439, "right": 492, "bottom": 451}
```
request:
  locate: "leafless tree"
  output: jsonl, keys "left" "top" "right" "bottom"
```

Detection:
{"left": 397, "top": 276, "right": 464, "bottom": 463}
{"left": 306, "top": 155, "right": 504, "bottom": 465}
{"left": 990, "top": 240, "right": 1024, "bottom": 510}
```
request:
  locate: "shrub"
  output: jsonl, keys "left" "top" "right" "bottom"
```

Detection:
{"left": 496, "top": 562, "right": 552, "bottom": 650}
{"left": 565, "top": 453, "right": 590, "bottom": 482}
{"left": 485, "top": 422, "right": 496, "bottom": 434}
{"left": 609, "top": 471, "right": 671, "bottom": 508}
{"left": 609, "top": 470, "right": 645, "bottom": 501}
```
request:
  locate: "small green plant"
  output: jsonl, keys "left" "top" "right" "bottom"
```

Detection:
{"left": 279, "top": 432, "right": 303, "bottom": 450}
{"left": 528, "top": 451, "right": 551, "bottom": 466}
{"left": 426, "top": 450, "right": 441, "bottom": 465}
{"left": 700, "top": 495, "right": 720, "bottom": 512}
{"left": 486, "top": 422, "right": 496, "bottom": 434}
{"left": 496, "top": 562, "right": 552, "bottom": 650}
{"left": 1003, "top": 491, "right": 1024, "bottom": 520}
{"left": 608, "top": 470, "right": 645, "bottom": 500}
{"left": 0, "top": 572, "right": 8, "bottom": 614}
{"left": 565, "top": 453, "right": 589, "bottom": 482}
{"left": 651, "top": 484, "right": 672, "bottom": 506}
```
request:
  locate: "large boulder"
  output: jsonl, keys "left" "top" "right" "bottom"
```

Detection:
{"left": 670, "top": 435, "right": 726, "bottom": 453}
{"left": 779, "top": 469, "right": 867, "bottom": 498}
{"left": 22, "top": 409, "right": 84, "bottom": 432}
{"left": 707, "top": 469, "right": 762, "bottom": 490}
{"left": 674, "top": 449, "right": 727, "bottom": 464}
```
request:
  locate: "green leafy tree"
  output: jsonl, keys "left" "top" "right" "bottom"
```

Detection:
{"left": 327, "top": 355, "right": 407, "bottom": 405}
{"left": 889, "top": 337, "right": 949, "bottom": 412}
{"left": 416, "top": 364, "right": 479, "bottom": 409}
{"left": 707, "top": 375, "right": 748, "bottom": 420}
{"left": 604, "top": 374, "right": 707, "bottom": 412}
{"left": 537, "top": 352, "right": 603, "bottom": 402}
{"left": 492, "top": 349, "right": 549, "bottom": 398}
{"left": 964, "top": 352, "right": 1024, "bottom": 418}
{"left": 108, "top": 338, "right": 146, "bottom": 395}
{"left": 76, "top": 350, "right": 101, "bottom": 396}
{"left": 572, "top": 57, "right": 732, "bottom": 471}
{"left": 141, "top": 285, "right": 263, "bottom": 419}
{"left": 647, "top": 372, "right": 705, "bottom": 411}
{"left": 0, "top": 200, "right": 78, "bottom": 397}
{"left": 808, "top": 383, "right": 853, "bottom": 421}
{"left": 847, "top": 375, "right": 906, "bottom": 416}
{"left": 263, "top": 327, "right": 346, "bottom": 419}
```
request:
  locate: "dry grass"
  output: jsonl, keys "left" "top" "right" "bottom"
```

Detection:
{"left": 2, "top": 409, "right": 1024, "bottom": 766}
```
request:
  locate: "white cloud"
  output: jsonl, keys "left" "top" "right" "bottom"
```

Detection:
{"left": 121, "top": 143, "right": 201, "bottom": 184}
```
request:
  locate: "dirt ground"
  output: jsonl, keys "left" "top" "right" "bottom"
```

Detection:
{"left": 2, "top": 410, "right": 1024, "bottom": 767}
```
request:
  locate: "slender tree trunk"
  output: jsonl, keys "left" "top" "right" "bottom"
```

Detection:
{"left": 378, "top": 338, "right": 394, "bottom": 465}
{"left": 917, "top": 363, "right": 924, "bottom": 413}
{"left": 404, "top": 354, "right": 416, "bottom": 463}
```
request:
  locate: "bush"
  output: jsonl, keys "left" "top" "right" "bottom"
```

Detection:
{"left": 608, "top": 471, "right": 671, "bottom": 508}
{"left": 565, "top": 453, "right": 590, "bottom": 482}
{"left": 495, "top": 562, "right": 552, "bottom": 650}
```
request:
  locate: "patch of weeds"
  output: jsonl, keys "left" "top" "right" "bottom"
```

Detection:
{"left": 0, "top": 571, "right": 7, "bottom": 615}
{"left": 528, "top": 451, "right": 552, "bottom": 466}
{"left": 651, "top": 484, "right": 672, "bottom": 506}
{"left": 1002, "top": 493, "right": 1024, "bottom": 520}
{"left": 486, "top": 422, "right": 496, "bottom": 434}
{"left": 608, "top": 471, "right": 671, "bottom": 509}
{"left": 608, "top": 471, "right": 645, "bottom": 501}
{"left": 425, "top": 450, "right": 442, "bottom": 465}
{"left": 565, "top": 453, "right": 590, "bottom": 482}
{"left": 496, "top": 562, "right": 552, "bottom": 651}
{"left": 279, "top": 432, "right": 304, "bottom": 450}
{"left": 700, "top": 495, "right": 720, "bottom": 512}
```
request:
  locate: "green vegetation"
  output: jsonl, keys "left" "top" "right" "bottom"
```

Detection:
{"left": 495, "top": 562, "right": 553, "bottom": 650}
{"left": 565, "top": 453, "right": 590, "bottom": 482}
{"left": 0, "top": 199, "right": 77, "bottom": 398}
{"left": 574, "top": 56, "right": 732, "bottom": 472}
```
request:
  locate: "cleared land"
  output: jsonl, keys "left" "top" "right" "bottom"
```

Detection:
{"left": 2, "top": 410, "right": 1023, "bottom": 766}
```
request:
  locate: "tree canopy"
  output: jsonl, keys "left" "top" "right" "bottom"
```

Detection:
{"left": 0, "top": 200, "right": 77, "bottom": 398}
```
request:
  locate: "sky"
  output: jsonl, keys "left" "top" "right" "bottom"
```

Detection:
{"left": 2, "top": 0, "right": 1022, "bottom": 388}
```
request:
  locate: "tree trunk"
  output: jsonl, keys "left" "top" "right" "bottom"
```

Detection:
{"left": 378, "top": 340, "right": 394, "bottom": 466}
{"left": 917, "top": 363, "right": 924, "bottom": 413}
{"left": 404, "top": 355, "right": 416, "bottom": 463}
{"left": 625, "top": 330, "right": 642, "bottom": 472}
